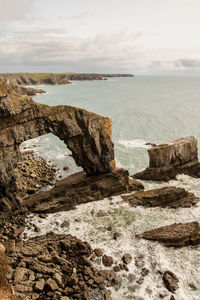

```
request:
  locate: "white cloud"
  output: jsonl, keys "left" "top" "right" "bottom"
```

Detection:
{"left": 0, "top": 0, "right": 34, "bottom": 21}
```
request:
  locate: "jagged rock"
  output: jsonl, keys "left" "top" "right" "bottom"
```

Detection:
{"left": 94, "top": 248, "right": 103, "bottom": 257}
{"left": 5, "top": 232, "right": 113, "bottom": 299}
{"left": 133, "top": 136, "right": 200, "bottom": 181}
{"left": 122, "top": 253, "right": 132, "bottom": 265}
{"left": 24, "top": 168, "right": 135, "bottom": 213}
{"left": 162, "top": 271, "right": 179, "bottom": 293}
{"left": 141, "top": 221, "right": 200, "bottom": 247}
{"left": 102, "top": 255, "right": 114, "bottom": 267}
{"left": 0, "top": 77, "right": 116, "bottom": 208}
{"left": 122, "top": 186, "right": 199, "bottom": 208}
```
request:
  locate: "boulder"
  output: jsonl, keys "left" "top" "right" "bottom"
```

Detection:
{"left": 122, "top": 186, "right": 199, "bottom": 208}
{"left": 141, "top": 221, "right": 200, "bottom": 247}
{"left": 133, "top": 137, "right": 200, "bottom": 181}
{"left": 163, "top": 270, "right": 179, "bottom": 293}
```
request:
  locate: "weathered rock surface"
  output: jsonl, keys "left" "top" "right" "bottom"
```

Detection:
{"left": 122, "top": 186, "right": 200, "bottom": 208}
{"left": 24, "top": 168, "right": 135, "bottom": 213}
{"left": 3, "top": 232, "right": 126, "bottom": 299}
{"left": 162, "top": 270, "right": 179, "bottom": 293}
{"left": 0, "top": 77, "right": 115, "bottom": 208}
{"left": 2, "top": 73, "right": 134, "bottom": 87}
{"left": 141, "top": 221, "right": 200, "bottom": 247}
{"left": 133, "top": 136, "right": 200, "bottom": 181}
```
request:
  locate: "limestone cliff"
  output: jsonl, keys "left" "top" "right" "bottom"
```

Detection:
{"left": 133, "top": 136, "right": 200, "bottom": 181}
{"left": 0, "top": 77, "right": 115, "bottom": 204}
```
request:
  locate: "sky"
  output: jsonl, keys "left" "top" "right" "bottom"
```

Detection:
{"left": 1, "top": 0, "right": 200, "bottom": 75}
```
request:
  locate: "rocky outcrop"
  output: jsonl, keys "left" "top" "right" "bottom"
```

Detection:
{"left": 122, "top": 186, "right": 200, "bottom": 208}
{"left": 162, "top": 271, "right": 179, "bottom": 293}
{"left": 4, "top": 232, "right": 112, "bottom": 299}
{"left": 133, "top": 137, "right": 200, "bottom": 181}
{"left": 0, "top": 77, "right": 115, "bottom": 206}
{"left": 23, "top": 168, "right": 137, "bottom": 213}
{"left": 1, "top": 73, "right": 134, "bottom": 87}
{"left": 141, "top": 221, "right": 200, "bottom": 247}
{"left": 1, "top": 73, "right": 71, "bottom": 86}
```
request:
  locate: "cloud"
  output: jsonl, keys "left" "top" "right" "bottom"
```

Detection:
{"left": 175, "top": 59, "right": 200, "bottom": 69}
{"left": 0, "top": 0, "right": 34, "bottom": 21}
{"left": 0, "top": 29, "right": 146, "bottom": 72}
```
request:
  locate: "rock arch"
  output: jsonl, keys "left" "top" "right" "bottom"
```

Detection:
{"left": 0, "top": 78, "right": 115, "bottom": 193}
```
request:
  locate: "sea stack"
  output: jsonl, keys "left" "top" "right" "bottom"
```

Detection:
{"left": 133, "top": 136, "right": 200, "bottom": 181}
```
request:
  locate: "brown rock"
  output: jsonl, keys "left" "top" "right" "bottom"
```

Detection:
{"left": 113, "top": 265, "right": 121, "bottom": 272}
{"left": 0, "top": 76, "right": 115, "bottom": 208}
{"left": 122, "top": 253, "right": 132, "bottom": 265}
{"left": 24, "top": 168, "right": 134, "bottom": 213}
{"left": 102, "top": 255, "right": 114, "bottom": 267}
{"left": 98, "top": 270, "right": 110, "bottom": 278}
{"left": 94, "top": 276, "right": 104, "bottom": 284}
{"left": 112, "top": 276, "right": 121, "bottom": 285}
{"left": 123, "top": 186, "right": 199, "bottom": 208}
{"left": 142, "top": 221, "right": 200, "bottom": 247}
{"left": 133, "top": 136, "right": 200, "bottom": 181}
{"left": 94, "top": 248, "right": 103, "bottom": 257}
{"left": 163, "top": 270, "right": 179, "bottom": 292}
{"left": 104, "top": 291, "right": 112, "bottom": 300}
{"left": 113, "top": 232, "right": 121, "bottom": 240}
{"left": 34, "top": 279, "right": 45, "bottom": 292}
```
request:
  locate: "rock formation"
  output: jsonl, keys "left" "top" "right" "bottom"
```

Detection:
{"left": 141, "top": 221, "right": 200, "bottom": 247}
{"left": 24, "top": 169, "right": 140, "bottom": 213}
{"left": 133, "top": 136, "right": 200, "bottom": 181}
{"left": 0, "top": 77, "right": 116, "bottom": 208}
{"left": 1, "top": 73, "right": 134, "bottom": 87}
{"left": 122, "top": 186, "right": 199, "bottom": 208}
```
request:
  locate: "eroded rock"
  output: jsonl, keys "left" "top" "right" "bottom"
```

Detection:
{"left": 163, "top": 270, "right": 179, "bottom": 293}
{"left": 122, "top": 186, "right": 200, "bottom": 208}
{"left": 24, "top": 168, "right": 135, "bottom": 213}
{"left": 141, "top": 221, "right": 200, "bottom": 247}
{"left": 133, "top": 136, "right": 200, "bottom": 181}
{"left": 0, "top": 77, "right": 115, "bottom": 208}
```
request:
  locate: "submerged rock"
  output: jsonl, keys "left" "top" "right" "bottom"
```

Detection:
{"left": 133, "top": 136, "right": 200, "bottom": 181}
{"left": 122, "top": 186, "right": 199, "bottom": 208}
{"left": 141, "top": 221, "right": 200, "bottom": 247}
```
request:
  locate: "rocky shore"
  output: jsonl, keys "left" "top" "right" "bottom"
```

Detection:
{"left": 0, "top": 76, "right": 199, "bottom": 299}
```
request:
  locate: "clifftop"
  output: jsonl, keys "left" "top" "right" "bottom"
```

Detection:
{"left": 1, "top": 72, "right": 134, "bottom": 86}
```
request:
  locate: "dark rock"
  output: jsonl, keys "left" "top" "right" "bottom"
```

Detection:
{"left": 102, "top": 255, "right": 114, "bottom": 267}
{"left": 122, "top": 186, "right": 199, "bottom": 208}
{"left": 113, "top": 232, "right": 121, "bottom": 240}
{"left": 122, "top": 253, "right": 132, "bottom": 265}
{"left": 133, "top": 136, "right": 200, "bottom": 181}
{"left": 24, "top": 168, "right": 134, "bottom": 213}
{"left": 112, "top": 276, "right": 121, "bottom": 285}
{"left": 128, "top": 179, "right": 144, "bottom": 191}
{"left": 113, "top": 265, "right": 121, "bottom": 272}
{"left": 0, "top": 77, "right": 116, "bottom": 208}
{"left": 34, "top": 279, "right": 45, "bottom": 292}
{"left": 94, "top": 248, "right": 103, "bottom": 257}
{"left": 163, "top": 270, "right": 179, "bottom": 292}
{"left": 141, "top": 221, "right": 200, "bottom": 247}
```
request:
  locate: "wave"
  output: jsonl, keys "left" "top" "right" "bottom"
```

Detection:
{"left": 118, "top": 139, "right": 153, "bottom": 149}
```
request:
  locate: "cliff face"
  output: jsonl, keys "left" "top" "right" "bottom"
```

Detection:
{"left": 133, "top": 136, "right": 200, "bottom": 181}
{"left": 0, "top": 77, "right": 115, "bottom": 199}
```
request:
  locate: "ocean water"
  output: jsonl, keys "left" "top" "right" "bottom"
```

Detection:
{"left": 23, "top": 76, "right": 200, "bottom": 299}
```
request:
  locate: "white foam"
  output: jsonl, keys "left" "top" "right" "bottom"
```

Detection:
{"left": 118, "top": 139, "right": 153, "bottom": 149}
{"left": 24, "top": 193, "right": 200, "bottom": 300}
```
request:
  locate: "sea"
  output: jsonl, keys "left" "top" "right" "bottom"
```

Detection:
{"left": 22, "top": 76, "right": 200, "bottom": 300}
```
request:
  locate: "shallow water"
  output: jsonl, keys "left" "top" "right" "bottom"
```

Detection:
{"left": 22, "top": 76, "right": 200, "bottom": 299}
